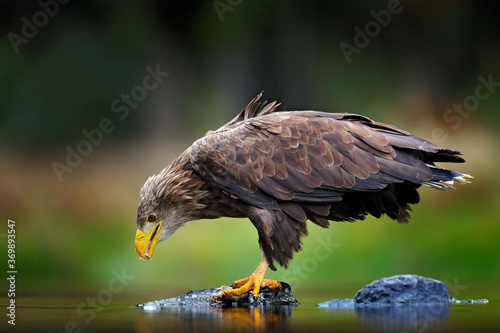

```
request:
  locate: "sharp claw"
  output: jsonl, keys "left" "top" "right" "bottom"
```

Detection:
{"left": 280, "top": 281, "right": 291, "bottom": 293}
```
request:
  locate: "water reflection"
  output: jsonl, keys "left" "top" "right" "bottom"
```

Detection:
{"left": 134, "top": 304, "right": 296, "bottom": 333}
{"left": 355, "top": 303, "right": 449, "bottom": 332}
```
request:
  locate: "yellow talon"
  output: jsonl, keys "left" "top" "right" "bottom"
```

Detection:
{"left": 214, "top": 256, "right": 281, "bottom": 300}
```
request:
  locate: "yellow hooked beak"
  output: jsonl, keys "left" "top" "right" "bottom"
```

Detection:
{"left": 135, "top": 221, "right": 162, "bottom": 260}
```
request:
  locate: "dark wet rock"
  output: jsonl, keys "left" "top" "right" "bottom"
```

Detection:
{"left": 318, "top": 275, "right": 449, "bottom": 309}
{"left": 354, "top": 274, "right": 449, "bottom": 306}
{"left": 134, "top": 288, "right": 297, "bottom": 330}
{"left": 135, "top": 285, "right": 298, "bottom": 310}
{"left": 318, "top": 275, "right": 452, "bottom": 332}
{"left": 318, "top": 275, "right": 489, "bottom": 331}
{"left": 138, "top": 288, "right": 216, "bottom": 308}
{"left": 246, "top": 287, "right": 298, "bottom": 306}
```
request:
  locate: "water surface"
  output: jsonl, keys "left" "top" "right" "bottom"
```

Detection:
{"left": 4, "top": 289, "right": 499, "bottom": 332}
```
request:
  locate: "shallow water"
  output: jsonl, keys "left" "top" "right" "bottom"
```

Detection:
{"left": 3, "top": 290, "right": 499, "bottom": 332}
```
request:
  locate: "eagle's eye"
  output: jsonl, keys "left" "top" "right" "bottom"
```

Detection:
{"left": 147, "top": 214, "right": 157, "bottom": 222}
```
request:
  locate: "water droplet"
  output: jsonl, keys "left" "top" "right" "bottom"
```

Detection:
{"left": 143, "top": 301, "right": 161, "bottom": 312}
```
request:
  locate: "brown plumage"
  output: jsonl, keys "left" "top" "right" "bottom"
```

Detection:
{"left": 135, "top": 93, "right": 471, "bottom": 272}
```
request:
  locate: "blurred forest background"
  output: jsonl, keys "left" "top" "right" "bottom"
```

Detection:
{"left": 0, "top": 0, "right": 499, "bottom": 302}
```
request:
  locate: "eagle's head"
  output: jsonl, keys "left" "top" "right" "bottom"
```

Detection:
{"left": 134, "top": 174, "right": 178, "bottom": 260}
{"left": 134, "top": 152, "right": 208, "bottom": 259}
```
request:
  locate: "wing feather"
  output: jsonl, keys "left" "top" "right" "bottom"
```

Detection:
{"left": 190, "top": 105, "right": 450, "bottom": 268}
{"left": 191, "top": 113, "right": 400, "bottom": 205}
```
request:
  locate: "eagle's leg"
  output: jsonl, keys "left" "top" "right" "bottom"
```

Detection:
{"left": 223, "top": 256, "right": 281, "bottom": 299}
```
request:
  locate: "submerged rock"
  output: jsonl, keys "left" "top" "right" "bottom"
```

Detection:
{"left": 318, "top": 275, "right": 449, "bottom": 309}
{"left": 318, "top": 275, "right": 452, "bottom": 332}
{"left": 317, "top": 298, "right": 355, "bottom": 309}
{"left": 354, "top": 274, "right": 449, "bottom": 306}
{"left": 135, "top": 285, "right": 298, "bottom": 310}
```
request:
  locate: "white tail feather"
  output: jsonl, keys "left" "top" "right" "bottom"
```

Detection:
{"left": 423, "top": 173, "right": 473, "bottom": 191}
